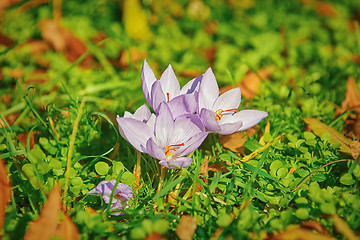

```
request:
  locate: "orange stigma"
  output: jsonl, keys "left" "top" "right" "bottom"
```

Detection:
{"left": 215, "top": 109, "right": 238, "bottom": 121}
{"left": 166, "top": 92, "right": 170, "bottom": 102}
{"left": 165, "top": 143, "right": 184, "bottom": 158}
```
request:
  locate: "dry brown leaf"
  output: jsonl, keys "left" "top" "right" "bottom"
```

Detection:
{"left": 39, "top": 19, "right": 93, "bottom": 68}
{"left": 219, "top": 66, "right": 275, "bottom": 100}
{"left": 300, "top": 220, "right": 331, "bottom": 236}
{"left": 24, "top": 184, "right": 61, "bottom": 240}
{"left": 350, "top": 141, "right": 360, "bottom": 160}
{"left": 0, "top": 158, "right": 12, "bottom": 231}
{"left": 326, "top": 215, "right": 358, "bottom": 240}
{"left": 219, "top": 132, "right": 247, "bottom": 154}
{"left": 17, "top": 132, "right": 35, "bottom": 150}
{"left": 219, "top": 126, "right": 257, "bottom": 154}
{"left": 176, "top": 215, "right": 200, "bottom": 240}
{"left": 0, "top": 0, "right": 21, "bottom": 11}
{"left": 54, "top": 213, "right": 80, "bottom": 240}
{"left": 144, "top": 232, "right": 163, "bottom": 240}
{"left": 119, "top": 47, "right": 147, "bottom": 68}
{"left": 270, "top": 226, "right": 334, "bottom": 240}
{"left": 303, "top": 117, "right": 352, "bottom": 154}
{"left": 337, "top": 77, "right": 360, "bottom": 115}
{"left": 208, "top": 163, "right": 229, "bottom": 173}
{"left": 196, "top": 156, "right": 209, "bottom": 192}
{"left": 315, "top": 2, "right": 338, "bottom": 18}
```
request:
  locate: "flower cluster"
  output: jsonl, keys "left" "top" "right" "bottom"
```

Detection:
{"left": 117, "top": 60, "right": 268, "bottom": 169}
{"left": 87, "top": 180, "right": 134, "bottom": 216}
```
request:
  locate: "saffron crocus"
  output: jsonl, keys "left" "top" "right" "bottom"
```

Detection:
{"left": 198, "top": 68, "right": 268, "bottom": 135}
{"left": 87, "top": 180, "right": 133, "bottom": 216}
{"left": 141, "top": 60, "right": 201, "bottom": 118}
{"left": 117, "top": 103, "right": 208, "bottom": 169}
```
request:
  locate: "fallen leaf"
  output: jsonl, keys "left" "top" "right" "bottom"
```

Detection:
{"left": 144, "top": 232, "right": 163, "bottom": 240}
{"left": 54, "top": 213, "right": 80, "bottom": 240}
{"left": 219, "top": 132, "right": 247, "bottom": 154}
{"left": 300, "top": 220, "right": 331, "bottom": 236}
{"left": 119, "top": 47, "right": 147, "bottom": 68}
{"left": 24, "top": 184, "right": 61, "bottom": 240}
{"left": 315, "top": 2, "right": 338, "bottom": 18}
{"left": 123, "top": 0, "right": 152, "bottom": 41}
{"left": 350, "top": 141, "right": 360, "bottom": 160}
{"left": 208, "top": 163, "right": 229, "bottom": 173}
{"left": 0, "top": 33, "right": 15, "bottom": 47}
{"left": 303, "top": 117, "right": 352, "bottom": 154}
{"left": 326, "top": 214, "right": 358, "bottom": 240}
{"left": 219, "top": 66, "right": 275, "bottom": 100}
{"left": 39, "top": 19, "right": 93, "bottom": 68}
{"left": 17, "top": 131, "right": 35, "bottom": 150}
{"left": 0, "top": 0, "right": 21, "bottom": 11}
{"left": 270, "top": 226, "right": 333, "bottom": 240}
{"left": 336, "top": 77, "right": 360, "bottom": 115}
{"left": 0, "top": 158, "right": 12, "bottom": 231}
{"left": 176, "top": 215, "right": 200, "bottom": 240}
{"left": 219, "top": 127, "right": 257, "bottom": 154}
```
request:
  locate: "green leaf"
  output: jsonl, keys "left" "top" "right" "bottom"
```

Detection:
{"left": 121, "top": 171, "right": 136, "bottom": 186}
{"left": 94, "top": 162, "right": 110, "bottom": 176}
{"left": 340, "top": 173, "right": 355, "bottom": 185}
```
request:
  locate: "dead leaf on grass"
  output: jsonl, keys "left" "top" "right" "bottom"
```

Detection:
{"left": 259, "top": 120, "right": 270, "bottom": 146}
{"left": 350, "top": 141, "right": 360, "bottom": 160}
{"left": 176, "top": 215, "right": 200, "bottom": 240}
{"left": 0, "top": 158, "right": 12, "bottom": 231}
{"left": 24, "top": 184, "right": 62, "bottom": 240}
{"left": 219, "top": 126, "right": 257, "bottom": 154}
{"left": 119, "top": 47, "right": 147, "bottom": 68}
{"left": 315, "top": 2, "right": 338, "bottom": 18}
{"left": 326, "top": 214, "right": 358, "bottom": 240}
{"left": 54, "top": 213, "right": 80, "bottom": 240}
{"left": 208, "top": 162, "right": 229, "bottom": 173}
{"left": 39, "top": 19, "right": 93, "bottom": 68}
{"left": 219, "top": 66, "right": 275, "bottom": 100}
{"left": 269, "top": 226, "right": 334, "bottom": 240}
{"left": 303, "top": 117, "right": 352, "bottom": 154}
{"left": 336, "top": 77, "right": 360, "bottom": 115}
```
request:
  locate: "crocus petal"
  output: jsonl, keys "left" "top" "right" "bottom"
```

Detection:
{"left": 212, "top": 88, "right": 241, "bottom": 111}
{"left": 199, "top": 108, "right": 221, "bottom": 132}
{"left": 236, "top": 110, "right": 269, "bottom": 131}
{"left": 146, "top": 138, "right": 166, "bottom": 161}
{"left": 180, "top": 74, "right": 203, "bottom": 95}
{"left": 154, "top": 102, "right": 174, "bottom": 147}
{"left": 117, "top": 117, "right": 153, "bottom": 152}
{"left": 151, "top": 81, "right": 166, "bottom": 112}
{"left": 159, "top": 64, "right": 180, "bottom": 100}
{"left": 141, "top": 60, "right": 157, "bottom": 105}
{"left": 178, "top": 132, "right": 208, "bottom": 156}
{"left": 171, "top": 115, "right": 205, "bottom": 145}
{"left": 167, "top": 95, "right": 196, "bottom": 119}
{"left": 132, "top": 104, "right": 151, "bottom": 122}
{"left": 198, "top": 68, "right": 219, "bottom": 110}
{"left": 218, "top": 121, "right": 244, "bottom": 135}
{"left": 159, "top": 157, "right": 193, "bottom": 169}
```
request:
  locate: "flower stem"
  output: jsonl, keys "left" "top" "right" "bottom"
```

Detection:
{"left": 157, "top": 166, "right": 167, "bottom": 193}
{"left": 133, "top": 150, "right": 141, "bottom": 186}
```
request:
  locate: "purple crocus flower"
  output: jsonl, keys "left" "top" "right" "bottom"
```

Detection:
{"left": 198, "top": 68, "right": 268, "bottom": 135}
{"left": 141, "top": 60, "right": 201, "bottom": 118}
{"left": 117, "top": 103, "right": 208, "bottom": 169}
{"left": 87, "top": 180, "right": 133, "bottom": 216}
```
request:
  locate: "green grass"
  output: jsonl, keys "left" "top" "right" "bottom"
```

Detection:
{"left": 1, "top": 0, "right": 360, "bottom": 239}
